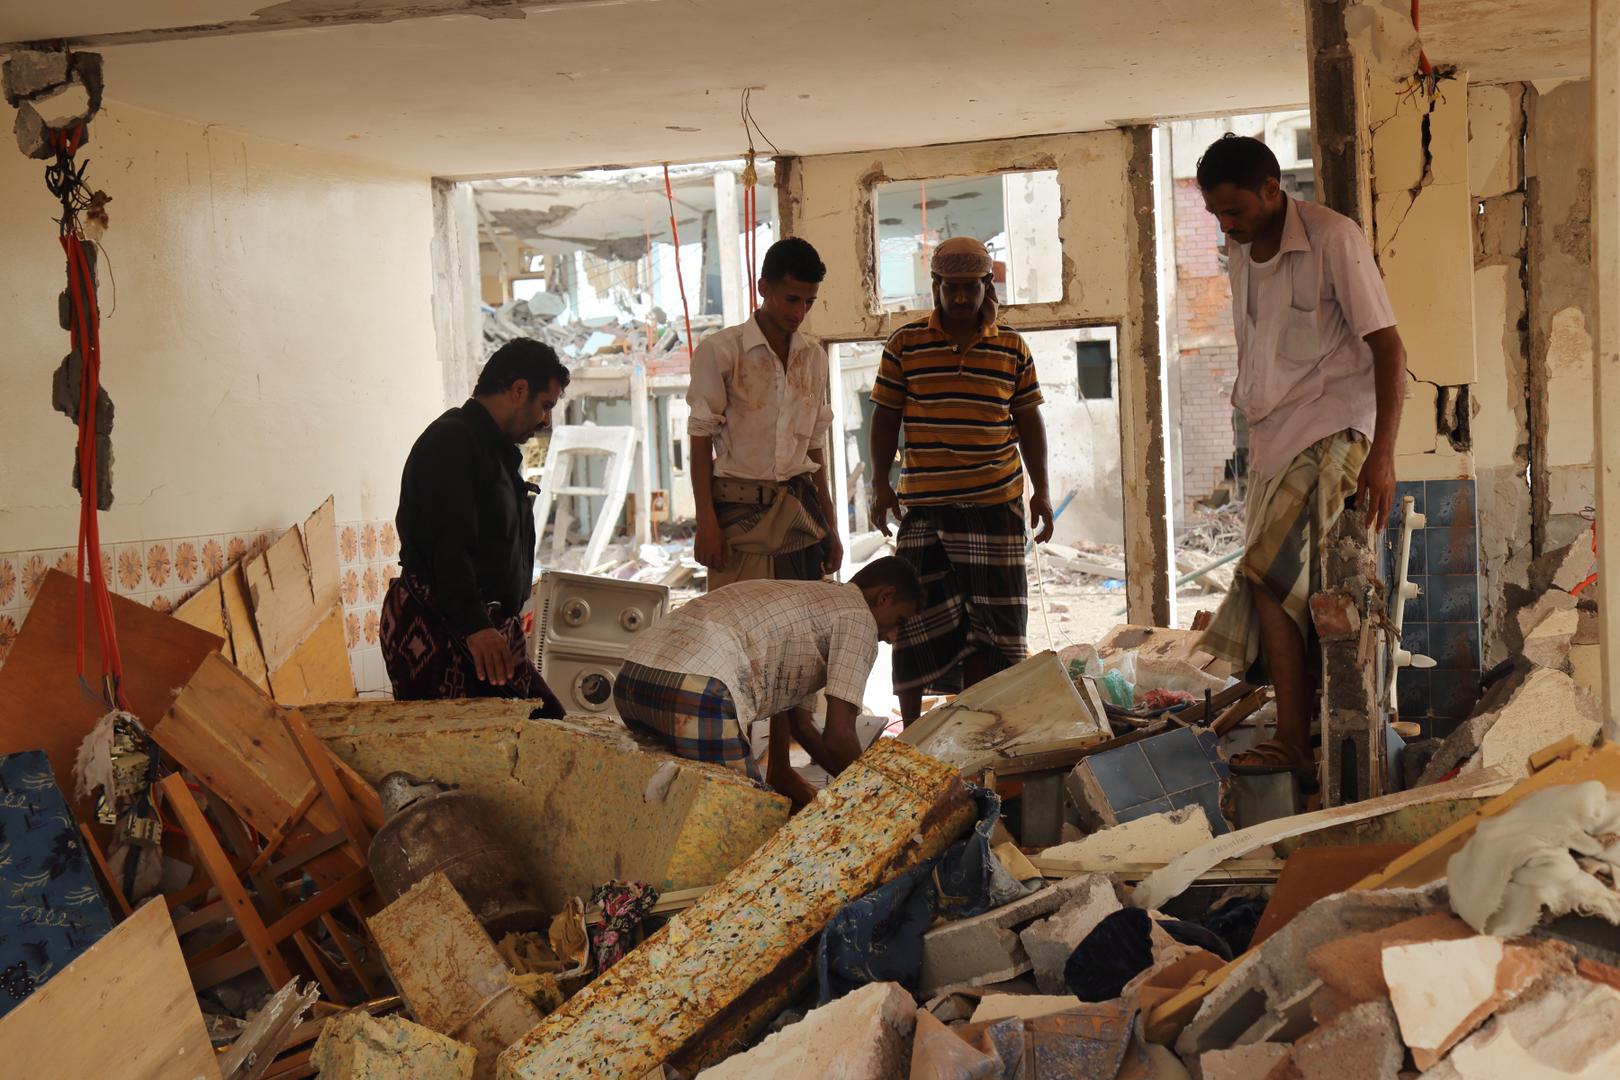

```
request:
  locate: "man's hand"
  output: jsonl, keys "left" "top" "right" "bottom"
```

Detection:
{"left": 1029, "top": 490, "right": 1055, "bottom": 544}
{"left": 1355, "top": 442, "right": 1396, "bottom": 534}
{"left": 871, "top": 482, "right": 902, "bottom": 537}
{"left": 694, "top": 513, "right": 730, "bottom": 570}
{"left": 466, "top": 627, "right": 514, "bottom": 686}
{"left": 822, "top": 526, "right": 844, "bottom": 576}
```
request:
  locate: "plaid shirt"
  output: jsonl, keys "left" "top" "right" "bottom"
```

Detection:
{"left": 624, "top": 580, "right": 879, "bottom": 725}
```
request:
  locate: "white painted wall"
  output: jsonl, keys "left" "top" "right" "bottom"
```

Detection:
{"left": 0, "top": 101, "right": 440, "bottom": 551}
{"left": 1027, "top": 329, "right": 1124, "bottom": 547}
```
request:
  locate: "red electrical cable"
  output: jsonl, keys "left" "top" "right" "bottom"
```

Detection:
{"left": 663, "top": 164, "right": 695, "bottom": 359}
{"left": 1412, "top": 0, "right": 1432, "bottom": 76}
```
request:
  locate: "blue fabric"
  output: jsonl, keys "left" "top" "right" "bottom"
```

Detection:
{"left": 816, "top": 786, "right": 1006, "bottom": 1004}
{"left": 1064, "top": 907, "right": 1154, "bottom": 1002}
{"left": 0, "top": 750, "right": 113, "bottom": 1017}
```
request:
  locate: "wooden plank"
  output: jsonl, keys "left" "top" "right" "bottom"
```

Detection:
{"left": 303, "top": 496, "right": 341, "bottom": 615}
{"left": 222, "top": 562, "right": 271, "bottom": 691}
{"left": 1249, "top": 844, "right": 1411, "bottom": 948}
{"left": 268, "top": 605, "right": 357, "bottom": 706}
{"left": 245, "top": 527, "right": 320, "bottom": 672}
{"left": 152, "top": 653, "right": 328, "bottom": 839}
{"left": 0, "top": 569, "right": 222, "bottom": 822}
{"left": 1031, "top": 855, "right": 1284, "bottom": 881}
{"left": 370, "top": 872, "right": 544, "bottom": 1080}
{"left": 0, "top": 897, "right": 221, "bottom": 1080}
{"left": 175, "top": 576, "right": 230, "bottom": 647}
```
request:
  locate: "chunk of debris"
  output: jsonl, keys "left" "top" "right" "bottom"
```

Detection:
{"left": 1018, "top": 874, "right": 1125, "bottom": 994}
{"left": 497, "top": 740, "right": 975, "bottom": 1078}
{"left": 311, "top": 1012, "right": 477, "bottom": 1080}
{"left": 1037, "top": 805, "right": 1215, "bottom": 872}
{"left": 919, "top": 873, "right": 1112, "bottom": 996}
{"left": 1198, "top": 1042, "right": 1292, "bottom": 1080}
{"left": 1421, "top": 973, "right": 1620, "bottom": 1078}
{"left": 1288, "top": 998, "right": 1404, "bottom": 1080}
{"left": 1065, "top": 726, "right": 1229, "bottom": 835}
{"left": 1303, "top": 912, "right": 1475, "bottom": 1009}
{"left": 694, "top": 983, "right": 917, "bottom": 1079}
{"left": 907, "top": 1007, "right": 1000, "bottom": 1080}
{"left": 1464, "top": 668, "right": 1601, "bottom": 780}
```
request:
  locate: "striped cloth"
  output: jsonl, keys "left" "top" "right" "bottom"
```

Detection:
{"left": 612, "top": 661, "right": 761, "bottom": 781}
{"left": 870, "top": 314, "right": 1043, "bottom": 506}
{"left": 891, "top": 501, "right": 1029, "bottom": 695}
{"left": 1200, "top": 430, "right": 1370, "bottom": 677}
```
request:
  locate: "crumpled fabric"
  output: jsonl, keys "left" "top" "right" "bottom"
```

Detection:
{"left": 816, "top": 787, "right": 1025, "bottom": 1003}
{"left": 587, "top": 880, "right": 659, "bottom": 972}
{"left": 1447, "top": 780, "right": 1620, "bottom": 937}
{"left": 1065, "top": 907, "right": 1156, "bottom": 1002}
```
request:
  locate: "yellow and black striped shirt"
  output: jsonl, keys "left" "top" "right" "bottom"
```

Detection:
{"left": 870, "top": 315, "right": 1043, "bottom": 507}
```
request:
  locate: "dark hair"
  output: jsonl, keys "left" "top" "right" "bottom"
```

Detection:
{"left": 851, "top": 556, "right": 924, "bottom": 608}
{"left": 1195, "top": 134, "right": 1281, "bottom": 193}
{"left": 475, "top": 338, "right": 570, "bottom": 398}
{"left": 760, "top": 237, "right": 826, "bottom": 284}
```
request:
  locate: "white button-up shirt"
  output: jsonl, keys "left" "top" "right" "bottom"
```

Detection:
{"left": 1227, "top": 197, "right": 1397, "bottom": 480}
{"left": 686, "top": 316, "right": 834, "bottom": 481}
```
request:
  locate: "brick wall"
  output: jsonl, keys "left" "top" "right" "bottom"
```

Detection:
{"left": 1173, "top": 178, "right": 1238, "bottom": 508}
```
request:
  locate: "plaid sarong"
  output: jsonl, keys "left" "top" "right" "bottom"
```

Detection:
{"left": 891, "top": 501, "right": 1029, "bottom": 696}
{"left": 612, "top": 661, "right": 761, "bottom": 780}
{"left": 1200, "top": 430, "right": 1369, "bottom": 678}
{"left": 379, "top": 571, "right": 564, "bottom": 715}
{"left": 707, "top": 473, "right": 829, "bottom": 591}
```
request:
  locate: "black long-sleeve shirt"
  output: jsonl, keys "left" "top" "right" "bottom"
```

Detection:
{"left": 396, "top": 400, "right": 536, "bottom": 637}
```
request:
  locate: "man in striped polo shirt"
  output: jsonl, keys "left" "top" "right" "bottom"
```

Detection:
{"left": 869, "top": 236, "right": 1054, "bottom": 723}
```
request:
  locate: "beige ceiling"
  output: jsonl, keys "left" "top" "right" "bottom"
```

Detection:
{"left": 0, "top": 1, "right": 1591, "bottom": 179}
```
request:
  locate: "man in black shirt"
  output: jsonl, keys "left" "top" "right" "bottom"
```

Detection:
{"left": 381, "top": 338, "right": 569, "bottom": 712}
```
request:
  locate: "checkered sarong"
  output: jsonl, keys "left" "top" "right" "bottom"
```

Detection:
{"left": 891, "top": 501, "right": 1028, "bottom": 696}
{"left": 1200, "top": 430, "right": 1369, "bottom": 679}
{"left": 612, "top": 661, "right": 761, "bottom": 780}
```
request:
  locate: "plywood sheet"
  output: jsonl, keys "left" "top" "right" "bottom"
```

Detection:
{"left": 0, "top": 569, "right": 222, "bottom": 822}
{"left": 174, "top": 577, "right": 229, "bottom": 647}
{"left": 304, "top": 495, "right": 340, "bottom": 615}
{"left": 222, "top": 562, "right": 270, "bottom": 691}
{"left": 0, "top": 897, "right": 221, "bottom": 1080}
{"left": 152, "top": 651, "right": 333, "bottom": 839}
{"left": 245, "top": 526, "right": 319, "bottom": 672}
{"left": 370, "top": 872, "right": 541, "bottom": 1080}
{"left": 268, "top": 605, "right": 357, "bottom": 706}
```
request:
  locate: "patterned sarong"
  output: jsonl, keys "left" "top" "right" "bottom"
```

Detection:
{"left": 891, "top": 500, "right": 1029, "bottom": 696}
{"left": 707, "top": 473, "right": 829, "bottom": 591}
{"left": 379, "top": 571, "right": 563, "bottom": 715}
{"left": 1200, "top": 430, "right": 1370, "bottom": 678}
{"left": 612, "top": 661, "right": 761, "bottom": 780}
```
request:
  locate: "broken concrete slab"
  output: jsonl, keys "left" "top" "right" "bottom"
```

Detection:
{"left": 311, "top": 1012, "right": 477, "bottom": 1080}
{"left": 1522, "top": 605, "right": 1580, "bottom": 670}
{"left": 1198, "top": 1042, "right": 1291, "bottom": 1080}
{"left": 1419, "top": 974, "right": 1620, "bottom": 1078}
{"left": 497, "top": 740, "right": 975, "bottom": 1078}
{"left": 370, "top": 872, "right": 543, "bottom": 1080}
{"left": 1018, "top": 874, "right": 1124, "bottom": 994}
{"left": 1549, "top": 536, "right": 1598, "bottom": 594}
{"left": 1304, "top": 912, "right": 1475, "bottom": 1007}
{"left": 1037, "top": 806, "right": 1214, "bottom": 872}
{"left": 1289, "top": 999, "right": 1404, "bottom": 1080}
{"left": 694, "top": 981, "right": 916, "bottom": 1079}
{"left": 1514, "top": 588, "right": 1578, "bottom": 642}
{"left": 1383, "top": 935, "right": 1570, "bottom": 1069}
{"left": 919, "top": 873, "right": 1114, "bottom": 996}
{"left": 1467, "top": 668, "right": 1602, "bottom": 779}
{"left": 309, "top": 699, "right": 789, "bottom": 911}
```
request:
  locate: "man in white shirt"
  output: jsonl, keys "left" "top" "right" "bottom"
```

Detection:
{"left": 687, "top": 238, "right": 841, "bottom": 590}
{"left": 1195, "top": 135, "right": 1407, "bottom": 781}
{"left": 613, "top": 557, "right": 922, "bottom": 808}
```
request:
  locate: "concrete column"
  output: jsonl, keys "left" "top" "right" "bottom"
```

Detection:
{"left": 713, "top": 170, "right": 746, "bottom": 326}
{"left": 430, "top": 178, "right": 484, "bottom": 406}
{"left": 1592, "top": 0, "right": 1620, "bottom": 740}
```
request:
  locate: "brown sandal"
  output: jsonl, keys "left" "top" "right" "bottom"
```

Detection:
{"left": 1229, "top": 739, "right": 1312, "bottom": 776}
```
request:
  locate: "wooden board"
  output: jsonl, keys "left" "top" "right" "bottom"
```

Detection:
{"left": 304, "top": 495, "right": 340, "bottom": 615}
{"left": 269, "top": 605, "right": 357, "bottom": 706}
{"left": 0, "top": 897, "right": 221, "bottom": 1079}
{"left": 175, "top": 577, "right": 229, "bottom": 646}
{"left": 0, "top": 569, "right": 222, "bottom": 823}
{"left": 245, "top": 498, "right": 340, "bottom": 672}
{"left": 370, "top": 872, "right": 542, "bottom": 1080}
{"left": 151, "top": 651, "right": 335, "bottom": 839}
{"left": 1248, "top": 844, "right": 1412, "bottom": 948}
{"left": 222, "top": 562, "right": 271, "bottom": 691}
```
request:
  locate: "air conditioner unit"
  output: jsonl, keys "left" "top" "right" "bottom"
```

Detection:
{"left": 528, "top": 571, "right": 669, "bottom": 716}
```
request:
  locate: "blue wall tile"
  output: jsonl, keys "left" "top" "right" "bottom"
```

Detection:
{"left": 1400, "top": 621, "right": 1430, "bottom": 657}
{"left": 1086, "top": 744, "right": 1159, "bottom": 810}
{"left": 1390, "top": 480, "right": 1426, "bottom": 528}
{"left": 1424, "top": 479, "right": 1477, "bottom": 527}
{"left": 1397, "top": 668, "right": 1431, "bottom": 718}
{"left": 1427, "top": 573, "right": 1480, "bottom": 623}
{"left": 1402, "top": 577, "right": 1427, "bottom": 626}
{"left": 1142, "top": 727, "right": 1220, "bottom": 794}
{"left": 1430, "top": 669, "right": 1481, "bottom": 720}
{"left": 1427, "top": 621, "right": 1482, "bottom": 671}
{"left": 1425, "top": 526, "right": 1479, "bottom": 574}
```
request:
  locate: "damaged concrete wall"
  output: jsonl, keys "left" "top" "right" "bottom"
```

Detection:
{"left": 0, "top": 101, "right": 440, "bottom": 552}
{"left": 785, "top": 129, "right": 1169, "bottom": 623}
{"left": 1526, "top": 80, "right": 1597, "bottom": 555}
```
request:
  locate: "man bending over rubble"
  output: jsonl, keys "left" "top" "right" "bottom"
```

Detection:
{"left": 1195, "top": 135, "right": 1406, "bottom": 781}
{"left": 613, "top": 556, "right": 924, "bottom": 808}
{"left": 381, "top": 338, "right": 568, "bottom": 714}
